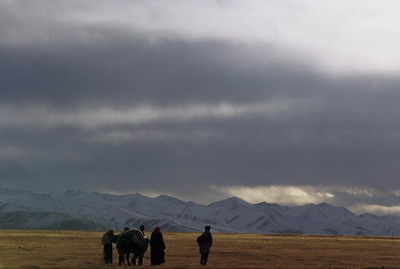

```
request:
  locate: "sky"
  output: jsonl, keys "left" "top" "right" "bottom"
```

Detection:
{"left": 1, "top": 0, "right": 400, "bottom": 215}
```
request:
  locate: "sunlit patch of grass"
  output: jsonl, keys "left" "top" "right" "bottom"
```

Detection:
{"left": 1, "top": 230, "right": 400, "bottom": 268}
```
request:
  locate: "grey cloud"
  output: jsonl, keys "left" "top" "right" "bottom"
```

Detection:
{"left": 0, "top": 36, "right": 299, "bottom": 107}
{"left": 1, "top": 1, "right": 400, "bottom": 213}
{"left": 1, "top": 40, "right": 399, "bottom": 194}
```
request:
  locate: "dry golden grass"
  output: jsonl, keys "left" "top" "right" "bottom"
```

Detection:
{"left": 1, "top": 230, "right": 400, "bottom": 269}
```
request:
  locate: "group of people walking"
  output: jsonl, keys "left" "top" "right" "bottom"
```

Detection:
{"left": 102, "top": 225, "right": 212, "bottom": 266}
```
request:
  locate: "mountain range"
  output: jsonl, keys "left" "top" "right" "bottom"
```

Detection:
{"left": 1, "top": 185, "right": 400, "bottom": 236}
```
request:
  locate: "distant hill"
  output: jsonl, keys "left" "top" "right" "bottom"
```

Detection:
{"left": 1, "top": 186, "right": 400, "bottom": 235}
{"left": 0, "top": 211, "right": 101, "bottom": 230}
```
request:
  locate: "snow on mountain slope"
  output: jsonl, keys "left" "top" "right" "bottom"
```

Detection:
{"left": 1, "top": 185, "right": 400, "bottom": 235}
{"left": 209, "top": 196, "right": 252, "bottom": 209}
{"left": 0, "top": 188, "right": 62, "bottom": 212}
{"left": 359, "top": 213, "right": 400, "bottom": 236}
{"left": 283, "top": 203, "right": 374, "bottom": 235}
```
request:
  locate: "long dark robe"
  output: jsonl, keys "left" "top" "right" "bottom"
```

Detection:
{"left": 102, "top": 233, "right": 113, "bottom": 264}
{"left": 150, "top": 232, "right": 165, "bottom": 265}
{"left": 103, "top": 244, "right": 113, "bottom": 264}
{"left": 198, "top": 231, "right": 212, "bottom": 265}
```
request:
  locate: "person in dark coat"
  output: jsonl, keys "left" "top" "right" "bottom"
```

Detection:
{"left": 102, "top": 229, "right": 114, "bottom": 264}
{"left": 150, "top": 226, "right": 166, "bottom": 265}
{"left": 132, "top": 224, "right": 148, "bottom": 266}
{"left": 117, "top": 227, "right": 132, "bottom": 265}
{"left": 197, "top": 225, "right": 213, "bottom": 266}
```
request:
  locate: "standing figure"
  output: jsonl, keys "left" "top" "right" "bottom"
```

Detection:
{"left": 150, "top": 226, "right": 166, "bottom": 265}
{"left": 102, "top": 229, "right": 114, "bottom": 264}
{"left": 197, "top": 225, "right": 213, "bottom": 266}
{"left": 132, "top": 225, "right": 148, "bottom": 266}
{"left": 117, "top": 227, "right": 131, "bottom": 265}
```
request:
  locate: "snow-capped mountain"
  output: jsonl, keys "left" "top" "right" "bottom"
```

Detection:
{"left": 1, "top": 185, "right": 400, "bottom": 235}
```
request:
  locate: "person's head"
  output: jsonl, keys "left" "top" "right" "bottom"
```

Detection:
{"left": 153, "top": 226, "right": 161, "bottom": 233}
{"left": 139, "top": 225, "right": 145, "bottom": 232}
{"left": 107, "top": 229, "right": 115, "bottom": 235}
{"left": 124, "top": 227, "right": 130, "bottom": 232}
{"left": 204, "top": 225, "right": 211, "bottom": 232}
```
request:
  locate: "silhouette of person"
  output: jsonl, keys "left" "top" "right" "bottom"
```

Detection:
{"left": 150, "top": 226, "right": 166, "bottom": 265}
{"left": 197, "top": 225, "right": 212, "bottom": 265}
{"left": 117, "top": 227, "right": 132, "bottom": 266}
{"left": 102, "top": 229, "right": 114, "bottom": 264}
{"left": 132, "top": 224, "right": 148, "bottom": 266}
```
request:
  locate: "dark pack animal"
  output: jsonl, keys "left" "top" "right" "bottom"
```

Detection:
{"left": 116, "top": 229, "right": 148, "bottom": 266}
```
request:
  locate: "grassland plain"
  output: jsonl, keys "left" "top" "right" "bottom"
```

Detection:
{"left": 1, "top": 230, "right": 400, "bottom": 269}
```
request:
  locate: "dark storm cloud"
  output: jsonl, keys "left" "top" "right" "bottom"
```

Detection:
{"left": 0, "top": 35, "right": 310, "bottom": 108}
{"left": 1, "top": 0, "right": 400, "bottom": 212}
{"left": 1, "top": 60, "right": 399, "bottom": 193}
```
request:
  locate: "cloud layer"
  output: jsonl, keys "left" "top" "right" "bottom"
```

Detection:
{"left": 1, "top": 0, "right": 400, "bottom": 214}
